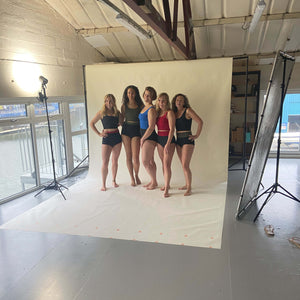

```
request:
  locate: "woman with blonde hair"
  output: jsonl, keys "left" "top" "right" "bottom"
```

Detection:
{"left": 139, "top": 86, "right": 158, "bottom": 190}
{"left": 90, "top": 94, "right": 123, "bottom": 191}
{"left": 172, "top": 93, "right": 203, "bottom": 196}
{"left": 156, "top": 93, "right": 176, "bottom": 197}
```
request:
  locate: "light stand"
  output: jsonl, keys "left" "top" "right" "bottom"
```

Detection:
{"left": 35, "top": 76, "right": 68, "bottom": 200}
{"left": 229, "top": 56, "right": 250, "bottom": 171}
{"left": 248, "top": 55, "right": 300, "bottom": 222}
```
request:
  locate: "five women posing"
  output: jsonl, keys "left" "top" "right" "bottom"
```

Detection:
{"left": 90, "top": 88, "right": 203, "bottom": 197}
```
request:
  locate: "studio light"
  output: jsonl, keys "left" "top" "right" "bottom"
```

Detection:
{"left": 249, "top": 0, "right": 266, "bottom": 33}
{"left": 115, "top": 14, "right": 152, "bottom": 40}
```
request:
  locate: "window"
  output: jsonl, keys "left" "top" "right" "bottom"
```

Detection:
{"left": 270, "top": 93, "right": 300, "bottom": 155}
{"left": 0, "top": 96, "right": 88, "bottom": 202}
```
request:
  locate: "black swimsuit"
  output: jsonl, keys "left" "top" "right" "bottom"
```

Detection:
{"left": 101, "top": 115, "right": 122, "bottom": 147}
{"left": 175, "top": 109, "right": 194, "bottom": 147}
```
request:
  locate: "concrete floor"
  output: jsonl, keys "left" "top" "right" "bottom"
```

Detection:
{"left": 0, "top": 159, "right": 299, "bottom": 300}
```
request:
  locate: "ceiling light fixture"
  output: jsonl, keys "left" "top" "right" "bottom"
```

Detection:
{"left": 115, "top": 14, "right": 152, "bottom": 40}
{"left": 249, "top": 0, "right": 266, "bottom": 33}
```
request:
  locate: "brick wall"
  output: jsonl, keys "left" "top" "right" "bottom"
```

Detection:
{"left": 0, "top": 0, "right": 106, "bottom": 97}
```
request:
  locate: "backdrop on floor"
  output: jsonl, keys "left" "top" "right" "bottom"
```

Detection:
{"left": 1, "top": 58, "right": 232, "bottom": 248}
{"left": 236, "top": 52, "right": 296, "bottom": 220}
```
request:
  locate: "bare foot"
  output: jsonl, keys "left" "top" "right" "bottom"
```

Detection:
{"left": 179, "top": 185, "right": 187, "bottom": 190}
{"left": 112, "top": 181, "right": 119, "bottom": 188}
{"left": 131, "top": 179, "right": 136, "bottom": 186}
{"left": 164, "top": 190, "right": 170, "bottom": 197}
{"left": 147, "top": 183, "right": 157, "bottom": 190}
{"left": 135, "top": 176, "right": 141, "bottom": 185}
{"left": 184, "top": 189, "right": 191, "bottom": 196}
{"left": 160, "top": 186, "right": 165, "bottom": 191}
{"left": 143, "top": 182, "right": 151, "bottom": 188}
{"left": 101, "top": 187, "right": 106, "bottom": 191}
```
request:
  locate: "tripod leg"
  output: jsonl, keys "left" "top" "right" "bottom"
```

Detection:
{"left": 277, "top": 184, "right": 300, "bottom": 203}
{"left": 57, "top": 185, "right": 66, "bottom": 200}
{"left": 253, "top": 191, "right": 274, "bottom": 222}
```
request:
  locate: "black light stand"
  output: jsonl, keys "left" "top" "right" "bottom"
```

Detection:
{"left": 250, "top": 55, "right": 300, "bottom": 222}
{"left": 229, "top": 56, "right": 249, "bottom": 171}
{"left": 35, "top": 76, "right": 68, "bottom": 200}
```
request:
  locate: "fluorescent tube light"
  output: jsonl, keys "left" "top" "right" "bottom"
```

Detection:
{"left": 249, "top": 0, "right": 266, "bottom": 32}
{"left": 116, "top": 14, "right": 152, "bottom": 40}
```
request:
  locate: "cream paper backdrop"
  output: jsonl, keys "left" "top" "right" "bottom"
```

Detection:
{"left": 87, "top": 58, "right": 232, "bottom": 185}
{"left": 0, "top": 58, "right": 232, "bottom": 249}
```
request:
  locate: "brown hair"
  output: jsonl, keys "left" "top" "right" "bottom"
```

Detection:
{"left": 143, "top": 86, "right": 157, "bottom": 101}
{"left": 171, "top": 93, "right": 190, "bottom": 112}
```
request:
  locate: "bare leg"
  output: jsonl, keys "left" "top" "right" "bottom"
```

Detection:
{"left": 111, "top": 142, "right": 122, "bottom": 187}
{"left": 101, "top": 145, "right": 112, "bottom": 191}
{"left": 142, "top": 140, "right": 157, "bottom": 190}
{"left": 122, "top": 135, "right": 135, "bottom": 186}
{"left": 180, "top": 144, "right": 194, "bottom": 196}
{"left": 157, "top": 144, "right": 165, "bottom": 190}
{"left": 131, "top": 137, "right": 141, "bottom": 185}
{"left": 176, "top": 145, "right": 187, "bottom": 190}
{"left": 163, "top": 143, "right": 175, "bottom": 197}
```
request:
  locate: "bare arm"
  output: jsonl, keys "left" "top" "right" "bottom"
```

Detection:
{"left": 186, "top": 108, "right": 203, "bottom": 140}
{"left": 141, "top": 107, "right": 156, "bottom": 146}
{"left": 89, "top": 111, "right": 106, "bottom": 137}
{"left": 118, "top": 110, "right": 124, "bottom": 126}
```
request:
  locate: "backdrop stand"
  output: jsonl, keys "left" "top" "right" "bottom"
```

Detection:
{"left": 65, "top": 155, "right": 89, "bottom": 178}
{"left": 35, "top": 76, "right": 68, "bottom": 200}
{"left": 238, "top": 54, "right": 300, "bottom": 222}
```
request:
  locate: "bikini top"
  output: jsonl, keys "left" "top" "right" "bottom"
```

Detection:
{"left": 175, "top": 109, "right": 192, "bottom": 131}
{"left": 124, "top": 104, "right": 140, "bottom": 124}
{"left": 138, "top": 106, "right": 154, "bottom": 130}
{"left": 156, "top": 112, "right": 169, "bottom": 131}
{"left": 101, "top": 115, "right": 119, "bottom": 129}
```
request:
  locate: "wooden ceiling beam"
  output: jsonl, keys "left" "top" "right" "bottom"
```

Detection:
{"left": 121, "top": 0, "right": 196, "bottom": 59}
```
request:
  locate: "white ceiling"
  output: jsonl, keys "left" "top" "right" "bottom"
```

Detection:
{"left": 44, "top": 0, "right": 300, "bottom": 65}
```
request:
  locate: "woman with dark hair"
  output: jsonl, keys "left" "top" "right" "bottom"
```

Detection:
{"left": 156, "top": 92, "right": 176, "bottom": 197}
{"left": 90, "top": 94, "right": 123, "bottom": 191}
{"left": 121, "top": 85, "right": 144, "bottom": 186}
{"left": 139, "top": 86, "right": 158, "bottom": 190}
{"left": 171, "top": 93, "right": 203, "bottom": 196}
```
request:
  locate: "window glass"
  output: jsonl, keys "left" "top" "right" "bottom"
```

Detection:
{"left": 0, "top": 124, "right": 36, "bottom": 199}
{"left": 0, "top": 104, "right": 27, "bottom": 119}
{"left": 271, "top": 94, "right": 300, "bottom": 153}
{"left": 69, "top": 103, "right": 87, "bottom": 131}
{"left": 34, "top": 102, "right": 60, "bottom": 116}
{"left": 35, "top": 119, "right": 67, "bottom": 183}
{"left": 72, "top": 134, "right": 88, "bottom": 165}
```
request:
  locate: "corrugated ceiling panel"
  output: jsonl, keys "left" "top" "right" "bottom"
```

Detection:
{"left": 80, "top": 0, "right": 109, "bottom": 28}
{"left": 269, "top": 0, "right": 289, "bottom": 14}
{"left": 60, "top": 0, "right": 93, "bottom": 28}
{"left": 224, "top": 24, "right": 245, "bottom": 56}
{"left": 207, "top": 25, "right": 222, "bottom": 57}
{"left": 224, "top": 0, "right": 251, "bottom": 18}
{"left": 261, "top": 20, "right": 283, "bottom": 53}
{"left": 204, "top": 0, "right": 222, "bottom": 19}
{"left": 194, "top": 27, "right": 209, "bottom": 58}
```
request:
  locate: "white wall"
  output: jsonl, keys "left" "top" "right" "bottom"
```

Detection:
{"left": 0, "top": 0, "right": 105, "bottom": 98}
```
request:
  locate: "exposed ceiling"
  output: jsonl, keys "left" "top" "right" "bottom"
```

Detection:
{"left": 44, "top": 0, "right": 300, "bottom": 65}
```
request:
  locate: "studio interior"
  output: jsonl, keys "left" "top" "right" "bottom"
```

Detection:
{"left": 0, "top": 1, "right": 299, "bottom": 299}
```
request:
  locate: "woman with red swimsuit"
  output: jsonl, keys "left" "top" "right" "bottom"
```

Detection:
{"left": 156, "top": 93, "right": 176, "bottom": 197}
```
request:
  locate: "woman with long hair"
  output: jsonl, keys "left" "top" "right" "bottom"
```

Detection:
{"left": 139, "top": 86, "right": 158, "bottom": 190}
{"left": 90, "top": 94, "right": 123, "bottom": 191}
{"left": 121, "top": 85, "right": 144, "bottom": 186}
{"left": 156, "top": 93, "right": 176, "bottom": 197}
{"left": 172, "top": 93, "right": 203, "bottom": 196}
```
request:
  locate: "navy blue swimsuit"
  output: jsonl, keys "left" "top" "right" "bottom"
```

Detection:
{"left": 101, "top": 115, "right": 122, "bottom": 147}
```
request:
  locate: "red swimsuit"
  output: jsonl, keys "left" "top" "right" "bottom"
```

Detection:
{"left": 156, "top": 112, "right": 170, "bottom": 136}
